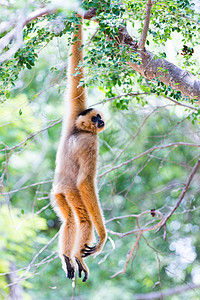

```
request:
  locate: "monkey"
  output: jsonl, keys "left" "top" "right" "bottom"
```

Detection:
{"left": 51, "top": 16, "right": 107, "bottom": 282}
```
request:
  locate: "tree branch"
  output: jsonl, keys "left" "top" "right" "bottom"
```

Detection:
{"left": 91, "top": 92, "right": 149, "bottom": 107}
{"left": 0, "top": 118, "right": 61, "bottom": 152}
{"left": 4, "top": 231, "right": 60, "bottom": 288}
{"left": 157, "top": 158, "right": 200, "bottom": 232}
{"left": 0, "top": 7, "right": 56, "bottom": 64}
{"left": 83, "top": 8, "right": 97, "bottom": 19}
{"left": 165, "top": 95, "right": 199, "bottom": 111}
{"left": 127, "top": 51, "right": 200, "bottom": 103}
{"left": 138, "top": 0, "right": 153, "bottom": 50}
{"left": 134, "top": 283, "right": 200, "bottom": 299}
{"left": 2, "top": 180, "right": 52, "bottom": 195}
{"left": 0, "top": 7, "right": 56, "bottom": 47}
{"left": 111, "top": 232, "right": 142, "bottom": 278}
{"left": 99, "top": 143, "right": 200, "bottom": 178}
{"left": 110, "top": 209, "right": 165, "bottom": 277}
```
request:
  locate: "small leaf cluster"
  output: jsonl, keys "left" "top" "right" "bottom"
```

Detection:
{"left": 188, "top": 109, "right": 200, "bottom": 125}
{"left": 151, "top": 1, "right": 198, "bottom": 45}
{"left": 150, "top": 79, "right": 182, "bottom": 99}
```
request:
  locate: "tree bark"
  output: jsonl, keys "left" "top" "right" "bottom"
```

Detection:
{"left": 117, "top": 25, "right": 200, "bottom": 103}
{"left": 127, "top": 49, "right": 200, "bottom": 103}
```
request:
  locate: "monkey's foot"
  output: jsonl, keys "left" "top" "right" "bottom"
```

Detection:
{"left": 75, "top": 257, "right": 88, "bottom": 282}
{"left": 63, "top": 254, "right": 75, "bottom": 280}
{"left": 81, "top": 244, "right": 97, "bottom": 258}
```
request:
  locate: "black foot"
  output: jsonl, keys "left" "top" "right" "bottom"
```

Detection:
{"left": 81, "top": 243, "right": 97, "bottom": 258}
{"left": 75, "top": 257, "right": 88, "bottom": 282}
{"left": 63, "top": 254, "right": 75, "bottom": 279}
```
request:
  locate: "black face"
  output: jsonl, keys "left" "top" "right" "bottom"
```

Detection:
{"left": 91, "top": 114, "right": 104, "bottom": 128}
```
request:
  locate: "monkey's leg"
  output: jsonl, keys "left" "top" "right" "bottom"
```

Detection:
{"left": 54, "top": 193, "right": 76, "bottom": 280}
{"left": 65, "top": 189, "right": 93, "bottom": 282}
{"left": 77, "top": 179, "right": 107, "bottom": 257}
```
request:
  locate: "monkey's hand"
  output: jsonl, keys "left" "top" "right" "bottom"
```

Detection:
{"left": 81, "top": 244, "right": 97, "bottom": 258}
{"left": 81, "top": 233, "right": 107, "bottom": 258}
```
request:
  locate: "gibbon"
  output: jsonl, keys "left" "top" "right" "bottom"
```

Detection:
{"left": 51, "top": 17, "right": 107, "bottom": 282}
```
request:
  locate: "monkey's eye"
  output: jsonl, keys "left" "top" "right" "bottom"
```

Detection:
{"left": 97, "top": 114, "right": 101, "bottom": 119}
{"left": 91, "top": 116, "right": 97, "bottom": 123}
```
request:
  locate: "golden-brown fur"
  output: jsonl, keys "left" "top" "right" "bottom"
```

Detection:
{"left": 51, "top": 17, "right": 107, "bottom": 282}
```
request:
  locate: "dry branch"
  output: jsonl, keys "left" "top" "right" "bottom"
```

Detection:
{"left": 0, "top": 118, "right": 62, "bottom": 152}
{"left": 4, "top": 231, "right": 60, "bottom": 289}
{"left": 134, "top": 283, "right": 200, "bottom": 299}
{"left": 0, "top": 7, "right": 56, "bottom": 63}
{"left": 109, "top": 209, "right": 164, "bottom": 277}
{"left": 99, "top": 142, "right": 200, "bottom": 178}
{"left": 2, "top": 180, "right": 52, "bottom": 195}
{"left": 157, "top": 158, "right": 200, "bottom": 232}
{"left": 111, "top": 232, "right": 142, "bottom": 278}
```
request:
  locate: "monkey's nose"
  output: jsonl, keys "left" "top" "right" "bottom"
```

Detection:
{"left": 98, "top": 120, "right": 104, "bottom": 128}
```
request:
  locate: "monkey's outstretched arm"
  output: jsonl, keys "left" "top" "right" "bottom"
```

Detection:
{"left": 77, "top": 176, "right": 107, "bottom": 256}
{"left": 68, "top": 16, "right": 87, "bottom": 121}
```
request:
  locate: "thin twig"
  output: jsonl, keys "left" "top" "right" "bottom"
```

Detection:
{"left": 107, "top": 210, "right": 164, "bottom": 238}
{"left": 1, "top": 118, "right": 61, "bottom": 152}
{"left": 134, "top": 283, "right": 200, "bottom": 299}
{"left": 0, "top": 252, "right": 58, "bottom": 277}
{"left": 157, "top": 158, "right": 200, "bottom": 232}
{"left": 92, "top": 92, "right": 199, "bottom": 110}
{"left": 4, "top": 231, "right": 60, "bottom": 288}
{"left": 111, "top": 232, "right": 142, "bottom": 278}
{"left": 2, "top": 180, "right": 52, "bottom": 195}
{"left": 99, "top": 142, "right": 200, "bottom": 178}
{"left": 0, "top": 7, "right": 56, "bottom": 63}
{"left": 110, "top": 209, "right": 166, "bottom": 278}
{"left": 165, "top": 96, "right": 199, "bottom": 111}
{"left": 15, "top": 202, "right": 51, "bottom": 231}
{"left": 106, "top": 210, "right": 154, "bottom": 224}
{"left": 0, "top": 8, "right": 56, "bottom": 47}
{"left": 91, "top": 92, "right": 149, "bottom": 107}
{"left": 112, "top": 105, "right": 171, "bottom": 165}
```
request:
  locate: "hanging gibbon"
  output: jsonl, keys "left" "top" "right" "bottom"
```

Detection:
{"left": 51, "top": 16, "right": 107, "bottom": 282}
